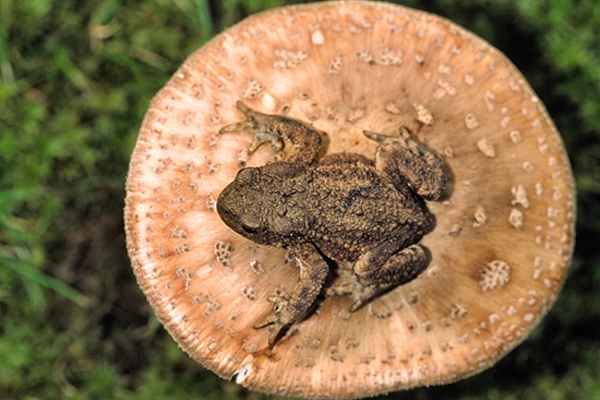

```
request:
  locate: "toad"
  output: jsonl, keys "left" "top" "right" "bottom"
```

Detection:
{"left": 217, "top": 101, "right": 447, "bottom": 345}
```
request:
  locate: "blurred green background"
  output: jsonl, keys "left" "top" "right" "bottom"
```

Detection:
{"left": 1, "top": 0, "right": 599, "bottom": 399}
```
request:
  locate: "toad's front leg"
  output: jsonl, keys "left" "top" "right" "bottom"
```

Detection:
{"left": 254, "top": 242, "right": 328, "bottom": 346}
{"left": 220, "top": 101, "right": 322, "bottom": 164}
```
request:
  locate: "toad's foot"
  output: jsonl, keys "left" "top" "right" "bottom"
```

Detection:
{"left": 219, "top": 101, "right": 322, "bottom": 163}
{"left": 327, "top": 278, "right": 393, "bottom": 312}
{"left": 348, "top": 283, "right": 394, "bottom": 312}
{"left": 363, "top": 127, "right": 434, "bottom": 163}
{"left": 219, "top": 101, "right": 285, "bottom": 154}
{"left": 328, "top": 244, "right": 429, "bottom": 311}
{"left": 253, "top": 295, "right": 296, "bottom": 346}
{"left": 363, "top": 127, "right": 447, "bottom": 201}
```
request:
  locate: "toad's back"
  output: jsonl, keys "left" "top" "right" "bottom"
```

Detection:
{"left": 269, "top": 153, "right": 434, "bottom": 262}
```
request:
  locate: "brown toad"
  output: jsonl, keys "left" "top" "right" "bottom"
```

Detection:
{"left": 217, "top": 101, "right": 447, "bottom": 345}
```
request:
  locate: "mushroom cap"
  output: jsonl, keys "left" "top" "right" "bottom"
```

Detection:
{"left": 124, "top": 1, "right": 576, "bottom": 398}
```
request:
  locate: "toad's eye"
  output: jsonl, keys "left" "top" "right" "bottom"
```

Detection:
{"left": 242, "top": 224, "right": 263, "bottom": 234}
{"left": 240, "top": 213, "right": 262, "bottom": 233}
{"left": 236, "top": 167, "right": 260, "bottom": 186}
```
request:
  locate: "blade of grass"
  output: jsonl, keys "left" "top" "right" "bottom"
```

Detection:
{"left": 193, "top": 0, "right": 215, "bottom": 41}
{"left": 0, "top": 256, "right": 86, "bottom": 305}
{"left": 53, "top": 47, "right": 90, "bottom": 91}
{"left": 0, "top": 7, "right": 15, "bottom": 88}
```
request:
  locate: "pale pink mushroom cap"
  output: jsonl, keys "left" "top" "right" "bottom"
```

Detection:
{"left": 124, "top": 1, "right": 576, "bottom": 398}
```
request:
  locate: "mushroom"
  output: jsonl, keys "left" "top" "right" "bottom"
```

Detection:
{"left": 124, "top": 2, "right": 575, "bottom": 399}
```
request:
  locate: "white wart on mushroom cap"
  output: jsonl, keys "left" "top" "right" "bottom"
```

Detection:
{"left": 124, "top": 1, "right": 576, "bottom": 399}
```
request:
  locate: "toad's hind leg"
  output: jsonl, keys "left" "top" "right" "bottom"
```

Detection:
{"left": 220, "top": 101, "right": 322, "bottom": 164}
{"left": 364, "top": 127, "right": 447, "bottom": 201}
{"left": 335, "top": 244, "right": 429, "bottom": 312}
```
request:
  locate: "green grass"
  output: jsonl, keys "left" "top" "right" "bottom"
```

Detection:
{"left": 1, "top": 0, "right": 599, "bottom": 399}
